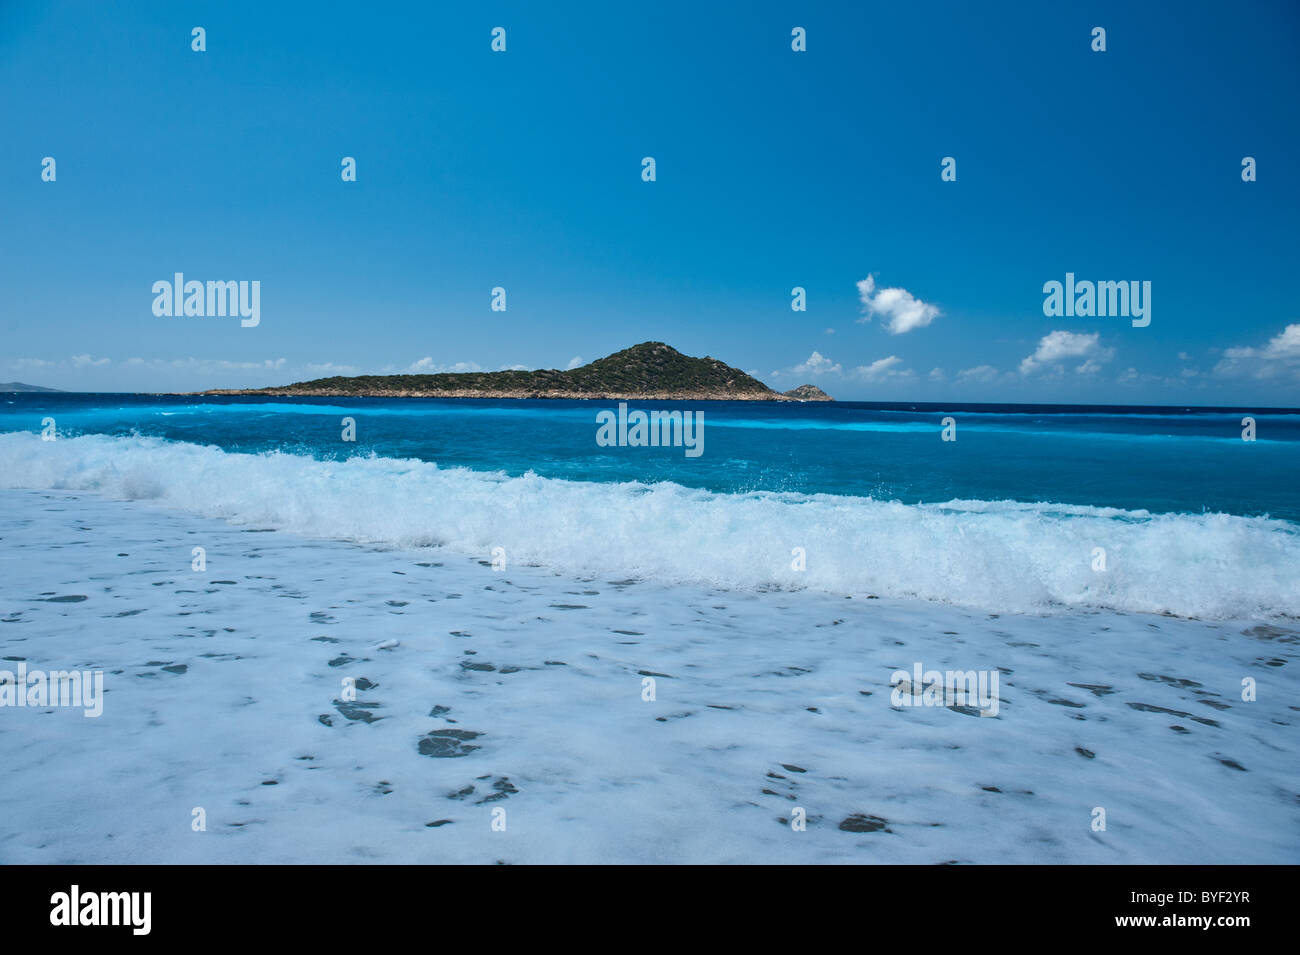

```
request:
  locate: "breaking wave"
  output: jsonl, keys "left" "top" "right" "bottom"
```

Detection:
{"left": 2, "top": 431, "right": 1296, "bottom": 619}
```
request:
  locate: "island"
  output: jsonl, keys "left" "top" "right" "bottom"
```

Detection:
{"left": 200, "top": 342, "right": 835, "bottom": 401}
{"left": 0, "top": 382, "right": 62, "bottom": 393}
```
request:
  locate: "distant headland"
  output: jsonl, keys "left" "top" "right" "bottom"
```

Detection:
{"left": 199, "top": 342, "right": 834, "bottom": 401}
{"left": 0, "top": 382, "right": 62, "bottom": 393}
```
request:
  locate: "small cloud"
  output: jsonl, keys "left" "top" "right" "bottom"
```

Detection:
{"left": 304, "top": 362, "right": 358, "bottom": 376}
{"left": 406, "top": 358, "right": 483, "bottom": 374}
{"left": 1019, "top": 331, "right": 1113, "bottom": 376}
{"left": 1115, "top": 366, "right": 1176, "bottom": 386}
{"left": 824, "top": 328, "right": 835, "bottom": 335}
{"left": 499, "top": 363, "right": 531, "bottom": 371}
{"left": 956, "top": 364, "right": 1000, "bottom": 384}
{"left": 565, "top": 356, "right": 585, "bottom": 370}
{"left": 856, "top": 275, "right": 941, "bottom": 335}
{"left": 77, "top": 356, "right": 286, "bottom": 374}
{"left": 852, "top": 355, "right": 912, "bottom": 382}
{"left": 928, "top": 367, "right": 945, "bottom": 382}
{"left": 167, "top": 357, "right": 287, "bottom": 373}
{"left": 791, "top": 351, "right": 842, "bottom": 377}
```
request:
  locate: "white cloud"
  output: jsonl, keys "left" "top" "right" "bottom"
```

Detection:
{"left": 1214, "top": 323, "right": 1300, "bottom": 380}
{"left": 57, "top": 356, "right": 288, "bottom": 375}
{"left": 791, "top": 351, "right": 842, "bottom": 377}
{"left": 566, "top": 356, "right": 585, "bottom": 370}
{"left": 499, "top": 363, "right": 531, "bottom": 371}
{"left": 856, "top": 275, "right": 941, "bottom": 335}
{"left": 167, "top": 357, "right": 286, "bottom": 372}
{"left": 928, "top": 367, "right": 945, "bottom": 381}
{"left": 406, "top": 358, "right": 483, "bottom": 374}
{"left": 1115, "top": 366, "right": 1184, "bottom": 387}
{"left": 1019, "top": 331, "right": 1114, "bottom": 376}
{"left": 778, "top": 351, "right": 912, "bottom": 383}
{"left": 852, "top": 355, "right": 913, "bottom": 382}
{"left": 1265, "top": 324, "right": 1300, "bottom": 359}
{"left": 956, "top": 364, "right": 1000, "bottom": 384}
{"left": 304, "top": 362, "right": 359, "bottom": 376}
{"left": 41, "top": 355, "right": 285, "bottom": 374}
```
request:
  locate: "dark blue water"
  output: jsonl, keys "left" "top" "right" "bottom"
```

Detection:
{"left": 4, "top": 393, "right": 1298, "bottom": 521}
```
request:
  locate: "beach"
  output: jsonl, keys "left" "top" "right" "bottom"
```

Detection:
{"left": 2, "top": 481, "right": 1295, "bottom": 864}
{"left": 5, "top": 0, "right": 1297, "bottom": 899}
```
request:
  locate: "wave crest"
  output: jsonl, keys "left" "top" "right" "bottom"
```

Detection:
{"left": 1, "top": 432, "right": 1296, "bottom": 619}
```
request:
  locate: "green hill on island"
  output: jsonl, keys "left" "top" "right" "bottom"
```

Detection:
{"left": 203, "top": 342, "right": 834, "bottom": 401}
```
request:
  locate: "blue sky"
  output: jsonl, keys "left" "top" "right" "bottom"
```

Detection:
{"left": 2, "top": 0, "right": 1298, "bottom": 402}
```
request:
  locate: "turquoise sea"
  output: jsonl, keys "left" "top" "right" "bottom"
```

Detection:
{"left": 3, "top": 393, "right": 1298, "bottom": 617}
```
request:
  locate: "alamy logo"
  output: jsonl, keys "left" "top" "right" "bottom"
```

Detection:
{"left": 152, "top": 273, "right": 260, "bottom": 327}
{"left": 0, "top": 662, "right": 104, "bottom": 717}
{"left": 890, "top": 662, "right": 999, "bottom": 717}
{"left": 1042, "top": 273, "right": 1150, "bottom": 327}
{"left": 50, "top": 885, "right": 151, "bottom": 935}
{"left": 596, "top": 402, "right": 704, "bottom": 458}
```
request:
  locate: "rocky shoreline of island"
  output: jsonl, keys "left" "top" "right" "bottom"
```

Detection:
{"left": 198, "top": 386, "right": 832, "bottom": 401}
{"left": 194, "top": 342, "right": 836, "bottom": 402}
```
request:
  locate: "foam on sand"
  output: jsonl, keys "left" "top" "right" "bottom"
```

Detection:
{"left": 0, "top": 487, "right": 1296, "bottom": 863}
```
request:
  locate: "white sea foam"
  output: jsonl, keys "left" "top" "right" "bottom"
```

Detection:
{"left": 4, "top": 486, "right": 1296, "bottom": 864}
{"left": 1, "top": 431, "right": 1296, "bottom": 618}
